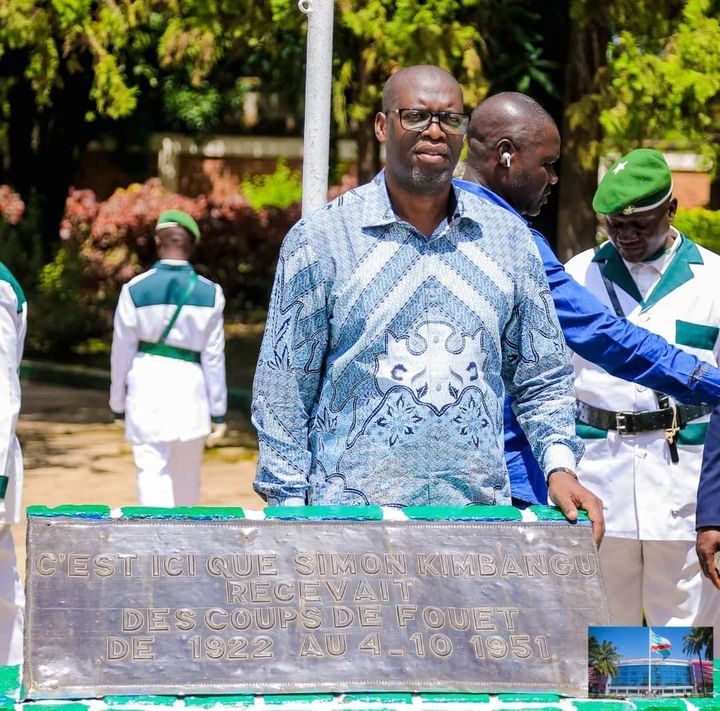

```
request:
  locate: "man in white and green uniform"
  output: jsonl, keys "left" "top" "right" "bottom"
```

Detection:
{"left": 566, "top": 149, "right": 720, "bottom": 633}
{"left": 0, "top": 260, "right": 26, "bottom": 665}
{"left": 110, "top": 210, "right": 227, "bottom": 506}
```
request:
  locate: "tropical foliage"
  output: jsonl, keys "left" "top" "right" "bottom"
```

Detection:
{"left": 682, "top": 626, "right": 713, "bottom": 695}
{"left": 588, "top": 637, "right": 621, "bottom": 680}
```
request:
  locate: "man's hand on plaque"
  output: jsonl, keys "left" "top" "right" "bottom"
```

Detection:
{"left": 547, "top": 469, "right": 605, "bottom": 547}
{"left": 696, "top": 528, "right": 720, "bottom": 590}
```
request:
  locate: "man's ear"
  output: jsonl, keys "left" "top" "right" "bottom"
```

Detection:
{"left": 375, "top": 111, "right": 388, "bottom": 144}
{"left": 668, "top": 197, "right": 678, "bottom": 222}
{"left": 496, "top": 138, "right": 515, "bottom": 168}
{"left": 154, "top": 233, "right": 162, "bottom": 250}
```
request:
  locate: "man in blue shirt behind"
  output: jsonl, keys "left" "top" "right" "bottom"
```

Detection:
{"left": 696, "top": 405, "right": 720, "bottom": 589}
{"left": 454, "top": 92, "right": 720, "bottom": 506}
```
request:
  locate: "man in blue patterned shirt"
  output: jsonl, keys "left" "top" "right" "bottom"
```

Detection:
{"left": 252, "top": 66, "right": 603, "bottom": 542}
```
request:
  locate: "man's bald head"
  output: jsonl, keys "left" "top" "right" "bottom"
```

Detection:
{"left": 382, "top": 65, "right": 461, "bottom": 112}
{"left": 462, "top": 92, "right": 561, "bottom": 216}
{"left": 467, "top": 92, "right": 555, "bottom": 158}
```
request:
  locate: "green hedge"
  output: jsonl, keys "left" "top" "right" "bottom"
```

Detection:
{"left": 675, "top": 207, "right": 720, "bottom": 254}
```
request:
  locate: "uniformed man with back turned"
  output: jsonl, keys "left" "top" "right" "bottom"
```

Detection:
{"left": 0, "top": 259, "right": 26, "bottom": 665}
{"left": 110, "top": 210, "right": 227, "bottom": 506}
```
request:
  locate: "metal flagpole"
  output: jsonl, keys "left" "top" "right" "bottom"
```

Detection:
{"left": 298, "top": 0, "right": 335, "bottom": 216}
{"left": 648, "top": 628, "right": 652, "bottom": 696}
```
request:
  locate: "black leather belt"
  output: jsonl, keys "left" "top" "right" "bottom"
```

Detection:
{"left": 577, "top": 400, "right": 711, "bottom": 436}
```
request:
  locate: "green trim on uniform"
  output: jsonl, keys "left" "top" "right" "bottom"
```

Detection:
{"left": 677, "top": 422, "right": 708, "bottom": 446}
{"left": 592, "top": 242, "right": 644, "bottom": 304}
{"left": 0, "top": 476, "right": 7, "bottom": 499}
{"left": 211, "top": 415, "right": 225, "bottom": 424}
{"left": 0, "top": 261, "right": 26, "bottom": 313}
{"left": 138, "top": 341, "right": 202, "bottom": 363}
{"left": 642, "top": 234, "right": 703, "bottom": 310}
{"left": 593, "top": 235, "right": 703, "bottom": 312}
{"left": 129, "top": 265, "right": 216, "bottom": 309}
{"left": 576, "top": 421, "right": 609, "bottom": 439}
{"left": 676, "top": 319, "right": 719, "bottom": 351}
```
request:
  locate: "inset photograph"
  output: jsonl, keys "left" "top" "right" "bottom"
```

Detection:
{"left": 588, "top": 626, "right": 713, "bottom": 698}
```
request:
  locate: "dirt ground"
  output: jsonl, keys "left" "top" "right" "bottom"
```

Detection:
{"left": 11, "top": 381, "right": 263, "bottom": 579}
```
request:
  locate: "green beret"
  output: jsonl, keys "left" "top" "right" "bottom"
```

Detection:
{"left": 593, "top": 148, "right": 673, "bottom": 216}
{"left": 156, "top": 209, "right": 201, "bottom": 242}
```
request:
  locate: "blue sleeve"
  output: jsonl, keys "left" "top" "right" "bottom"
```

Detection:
{"left": 697, "top": 405, "right": 720, "bottom": 528}
{"left": 534, "top": 231, "right": 720, "bottom": 406}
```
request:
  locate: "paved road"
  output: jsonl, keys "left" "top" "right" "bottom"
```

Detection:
{"left": 12, "top": 382, "right": 262, "bottom": 578}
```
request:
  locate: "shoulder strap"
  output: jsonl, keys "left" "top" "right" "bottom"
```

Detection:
{"left": 594, "top": 249, "right": 626, "bottom": 319}
{"left": 159, "top": 272, "right": 198, "bottom": 345}
{"left": 594, "top": 249, "right": 680, "bottom": 462}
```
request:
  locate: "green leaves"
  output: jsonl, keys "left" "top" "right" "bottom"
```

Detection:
{"left": 572, "top": 0, "right": 720, "bottom": 173}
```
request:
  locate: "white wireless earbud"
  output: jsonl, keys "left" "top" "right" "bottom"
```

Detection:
{"left": 502, "top": 152, "right": 512, "bottom": 168}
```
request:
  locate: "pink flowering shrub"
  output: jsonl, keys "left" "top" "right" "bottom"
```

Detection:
{"left": 61, "top": 179, "right": 301, "bottom": 316}
{"left": 0, "top": 186, "right": 25, "bottom": 225}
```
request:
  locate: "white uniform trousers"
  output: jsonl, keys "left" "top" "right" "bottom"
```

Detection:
{"left": 600, "top": 537, "right": 720, "bottom": 655}
{"left": 133, "top": 438, "right": 205, "bottom": 507}
{"left": 0, "top": 525, "right": 24, "bottom": 665}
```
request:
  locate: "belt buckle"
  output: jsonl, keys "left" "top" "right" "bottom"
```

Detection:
{"left": 616, "top": 411, "right": 635, "bottom": 436}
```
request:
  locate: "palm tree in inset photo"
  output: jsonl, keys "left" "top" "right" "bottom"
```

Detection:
{"left": 683, "top": 627, "right": 713, "bottom": 696}
{"left": 589, "top": 637, "right": 621, "bottom": 695}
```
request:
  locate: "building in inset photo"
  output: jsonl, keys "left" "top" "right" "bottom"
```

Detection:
{"left": 588, "top": 627, "right": 713, "bottom": 698}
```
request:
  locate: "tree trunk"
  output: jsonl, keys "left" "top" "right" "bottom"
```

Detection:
{"left": 33, "top": 60, "right": 94, "bottom": 261}
{"left": 556, "top": 10, "right": 611, "bottom": 262}
{"left": 354, "top": 52, "right": 381, "bottom": 184}
{"left": 709, "top": 174, "right": 720, "bottom": 210}
{"left": 356, "top": 118, "right": 380, "bottom": 184}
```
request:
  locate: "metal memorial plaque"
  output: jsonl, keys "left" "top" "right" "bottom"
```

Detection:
{"left": 24, "top": 517, "right": 610, "bottom": 698}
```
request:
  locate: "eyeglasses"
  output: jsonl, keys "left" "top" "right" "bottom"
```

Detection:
{"left": 390, "top": 108, "right": 469, "bottom": 135}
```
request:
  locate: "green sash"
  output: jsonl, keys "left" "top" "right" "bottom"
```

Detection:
{"left": 138, "top": 272, "right": 201, "bottom": 363}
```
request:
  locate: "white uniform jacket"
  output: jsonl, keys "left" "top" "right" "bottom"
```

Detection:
{"left": 110, "top": 260, "right": 227, "bottom": 444}
{"left": 0, "top": 262, "right": 26, "bottom": 525}
{"left": 565, "top": 233, "right": 720, "bottom": 541}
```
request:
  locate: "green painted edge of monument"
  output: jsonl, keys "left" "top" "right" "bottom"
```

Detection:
{"left": 529, "top": 505, "right": 591, "bottom": 523}
{"left": 264, "top": 506, "right": 383, "bottom": 520}
{"left": 0, "top": 666, "right": 20, "bottom": 701}
{"left": 686, "top": 699, "right": 720, "bottom": 709}
{"left": 342, "top": 692, "right": 414, "bottom": 703}
{"left": 497, "top": 693, "right": 562, "bottom": 702}
{"left": 25, "top": 705, "right": 94, "bottom": 711}
{"left": 417, "top": 692, "right": 492, "bottom": 703}
{"left": 182, "top": 695, "right": 255, "bottom": 707}
{"left": 403, "top": 505, "right": 521, "bottom": 521}
{"left": 262, "top": 693, "right": 335, "bottom": 704}
{"left": 104, "top": 695, "right": 177, "bottom": 706}
{"left": 119, "top": 507, "right": 246, "bottom": 520}
{"left": 632, "top": 699, "right": 689, "bottom": 710}
{"left": 26, "top": 504, "right": 111, "bottom": 518}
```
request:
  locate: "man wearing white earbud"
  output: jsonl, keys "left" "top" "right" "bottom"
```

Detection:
{"left": 455, "top": 92, "right": 720, "bottom": 509}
